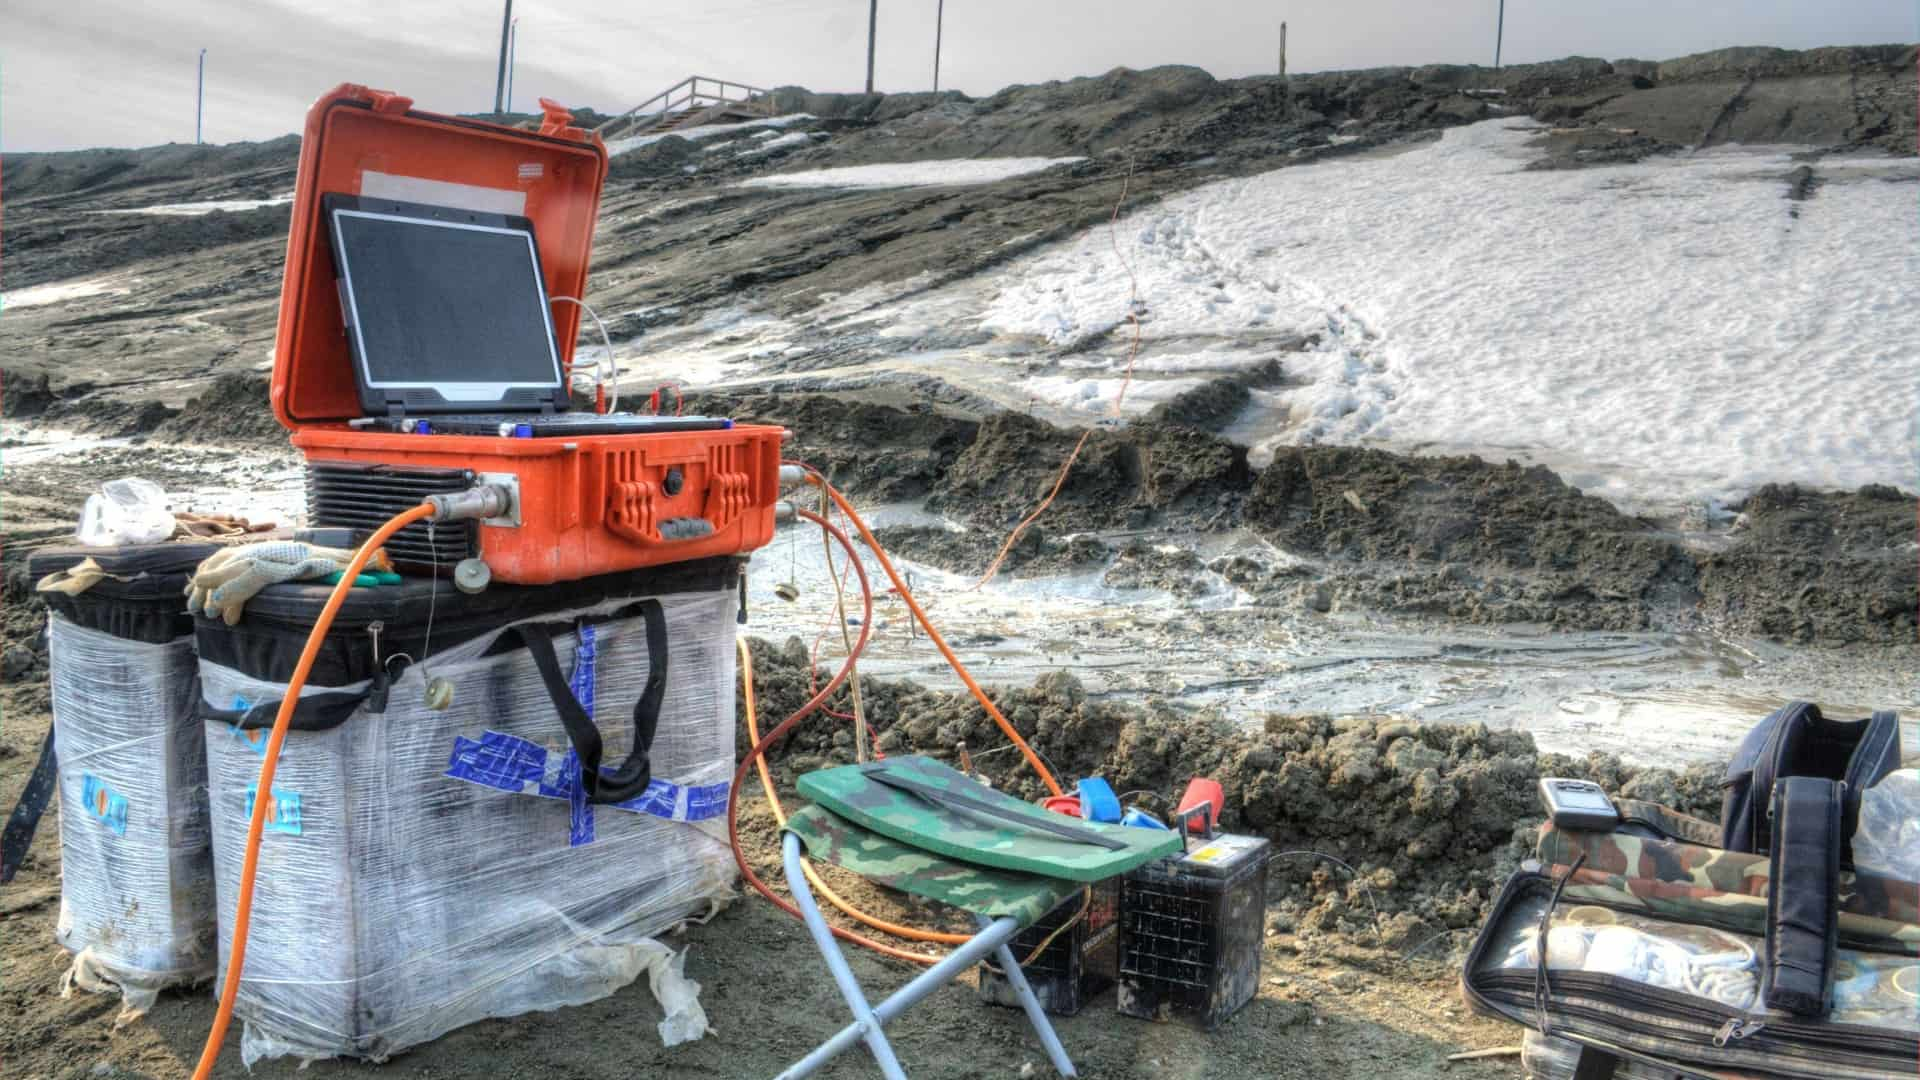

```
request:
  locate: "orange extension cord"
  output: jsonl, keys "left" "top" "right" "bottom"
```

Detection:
{"left": 739, "top": 637, "right": 971, "bottom": 948}
{"left": 793, "top": 466, "right": 1063, "bottom": 799}
{"left": 192, "top": 502, "right": 437, "bottom": 1080}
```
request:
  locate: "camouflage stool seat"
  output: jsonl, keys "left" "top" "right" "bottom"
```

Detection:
{"left": 774, "top": 802, "right": 1095, "bottom": 1079}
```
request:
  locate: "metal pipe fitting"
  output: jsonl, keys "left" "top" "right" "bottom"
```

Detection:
{"left": 426, "top": 484, "right": 514, "bottom": 522}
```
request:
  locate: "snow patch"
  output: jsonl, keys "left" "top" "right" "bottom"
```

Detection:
{"left": 88, "top": 194, "right": 292, "bottom": 216}
{"left": 964, "top": 120, "right": 1920, "bottom": 506}
{"left": 1, "top": 277, "right": 129, "bottom": 309}
{"left": 603, "top": 114, "right": 815, "bottom": 157}
{"left": 738, "top": 157, "right": 1084, "bottom": 190}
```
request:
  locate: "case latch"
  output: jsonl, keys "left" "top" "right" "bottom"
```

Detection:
{"left": 366, "top": 90, "right": 414, "bottom": 115}
{"left": 538, "top": 98, "right": 586, "bottom": 141}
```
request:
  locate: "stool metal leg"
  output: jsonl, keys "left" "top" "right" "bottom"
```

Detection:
{"left": 979, "top": 915, "right": 1078, "bottom": 1077}
{"left": 780, "top": 833, "right": 907, "bottom": 1080}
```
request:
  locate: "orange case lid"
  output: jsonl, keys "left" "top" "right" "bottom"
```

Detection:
{"left": 271, "top": 85, "right": 609, "bottom": 429}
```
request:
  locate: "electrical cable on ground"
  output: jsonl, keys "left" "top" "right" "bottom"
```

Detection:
{"left": 727, "top": 508, "right": 953, "bottom": 965}
{"left": 791, "top": 465, "right": 1064, "bottom": 799}
{"left": 811, "top": 486, "right": 870, "bottom": 758}
{"left": 973, "top": 160, "right": 1144, "bottom": 590}
{"left": 192, "top": 502, "right": 438, "bottom": 1080}
{"left": 740, "top": 637, "right": 970, "bottom": 949}
{"left": 729, "top": 475, "right": 1071, "bottom": 965}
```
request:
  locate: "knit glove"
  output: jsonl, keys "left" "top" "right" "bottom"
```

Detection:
{"left": 186, "top": 542, "right": 393, "bottom": 626}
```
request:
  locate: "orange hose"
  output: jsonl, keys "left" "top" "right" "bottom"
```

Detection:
{"left": 739, "top": 638, "right": 970, "bottom": 946}
{"left": 793, "top": 466, "right": 1064, "bottom": 798}
{"left": 192, "top": 502, "right": 437, "bottom": 1080}
{"left": 726, "top": 509, "right": 944, "bottom": 965}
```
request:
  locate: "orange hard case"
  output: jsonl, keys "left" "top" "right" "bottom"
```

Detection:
{"left": 273, "top": 85, "right": 780, "bottom": 584}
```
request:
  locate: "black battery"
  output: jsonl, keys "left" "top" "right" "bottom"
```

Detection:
{"left": 1117, "top": 831, "right": 1270, "bottom": 1030}
{"left": 977, "top": 876, "right": 1119, "bottom": 1016}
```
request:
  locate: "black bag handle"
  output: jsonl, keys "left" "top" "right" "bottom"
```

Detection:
{"left": 1, "top": 729, "right": 59, "bottom": 884}
{"left": 196, "top": 676, "right": 387, "bottom": 732}
{"left": 504, "top": 599, "right": 668, "bottom": 806}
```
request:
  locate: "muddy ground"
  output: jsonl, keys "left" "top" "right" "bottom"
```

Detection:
{"left": 2, "top": 40, "right": 1917, "bottom": 1080}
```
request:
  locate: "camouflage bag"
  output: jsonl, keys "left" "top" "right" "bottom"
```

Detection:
{"left": 1539, "top": 823, "right": 1920, "bottom": 957}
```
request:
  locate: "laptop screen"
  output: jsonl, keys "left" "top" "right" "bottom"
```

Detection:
{"left": 331, "top": 207, "right": 562, "bottom": 398}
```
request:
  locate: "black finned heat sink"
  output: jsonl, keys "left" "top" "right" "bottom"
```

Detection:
{"left": 306, "top": 462, "right": 479, "bottom": 571}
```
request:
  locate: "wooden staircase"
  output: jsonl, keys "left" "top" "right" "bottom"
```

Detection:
{"left": 596, "top": 76, "right": 776, "bottom": 141}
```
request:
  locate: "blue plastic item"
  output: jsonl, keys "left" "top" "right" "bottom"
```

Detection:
{"left": 1121, "top": 807, "right": 1169, "bottom": 830}
{"left": 513, "top": 423, "right": 533, "bottom": 438}
{"left": 1075, "top": 778, "right": 1122, "bottom": 824}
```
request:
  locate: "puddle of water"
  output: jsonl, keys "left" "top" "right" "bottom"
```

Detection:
{"left": 743, "top": 510, "right": 1920, "bottom": 768}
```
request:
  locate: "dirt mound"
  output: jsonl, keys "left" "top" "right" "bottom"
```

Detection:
{"left": 1, "top": 372, "right": 179, "bottom": 436}
{"left": 1246, "top": 446, "right": 1697, "bottom": 631}
{"left": 4, "top": 202, "right": 292, "bottom": 292}
{"left": 1699, "top": 483, "right": 1919, "bottom": 644}
{"left": 701, "top": 390, "right": 980, "bottom": 502}
{"left": 153, "top": 373, "right": 284, "bottom": 446}
{"left": 1, "top": 135, "right": 300, "bottom": 206}
{"left": 741, "top": 639, "right": 1724, "bottom": 945}
{"left": 1141, "top": 356, "right": 1292, "bottom": 431}
{"left": 930, "top": 411, "right": 1251, "bottom": 532}
{"left": 706, "top": 393, "right": 1909, "bottom": 642}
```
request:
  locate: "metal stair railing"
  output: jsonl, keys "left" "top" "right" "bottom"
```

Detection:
{"left": 595, "top": 76, "right": 776, "bottom": 140}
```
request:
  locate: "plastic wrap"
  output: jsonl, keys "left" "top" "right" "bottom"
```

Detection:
{"left": 1482, "top": 894, "right": 1918, "bottom": 1031}
{"left": 48, "top": 615, "right": 215, "bottom": 1021}
{"left": 200, "top": 589, "right": 739, "bottom": 1064}
{"left": 1854, "top": 768, "right": 1920, "bottom": 882}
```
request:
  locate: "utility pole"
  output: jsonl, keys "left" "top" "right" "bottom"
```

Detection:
{"left": 865, "top": 0, "right": 878, "bottom": 94}
{"left": 492, "top": 0, "right": 514, "bottom": 115}
{"left": 932, "top": 0, "right": 944, "bottom": 92}
{"left": 196, "top": 49, "right": 206, "bottom": 144}
{"left": 1279, "top": 21, "right": 1290, "bottom": 118}
{"left": 506, "top": 17, "right": 519, "bottom": 114}
{"left": 1494, "top": 0, "right": 1505, "bottom": 69}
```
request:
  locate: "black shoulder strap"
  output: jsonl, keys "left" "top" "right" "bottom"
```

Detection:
{"left": 505, "top": 599, "right": 667, "bottom": 806}
{"left": 857, "top": 764, "right": 1129, "bottom": 851}
{"left": 1765, "top": 775, "right": 1841, "bottom": 1017}
{"left": 0, "top": 729, "right": 59, "bottom": 884}
{"left": 196, "top": 677, "right": 386, "bottom": 732}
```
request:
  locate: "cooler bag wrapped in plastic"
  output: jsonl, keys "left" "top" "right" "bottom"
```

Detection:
{"left": 31, "top": 544, "right": 220, "bottom": 1022}
{"left": 195, "top": 562, "right": 740, "bottom": 1064}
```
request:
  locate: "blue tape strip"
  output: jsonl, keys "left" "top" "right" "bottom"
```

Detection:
{"left": 79, "top": 773, "right": 129, "bottom": 836}
{"left": 245, "top": 786, "right": 302, "bottom": 836}
{"left": 566, "top": 627, "right": 597, "bottom": 847}
{"left": 444, "top": 729, "right": 727, "bottom": 825}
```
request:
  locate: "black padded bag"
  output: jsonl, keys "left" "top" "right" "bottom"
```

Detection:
{"left": 1719, "top": 702, "right": 1900, "bottom": 862}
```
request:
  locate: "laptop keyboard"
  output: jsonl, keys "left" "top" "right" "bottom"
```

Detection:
{"left": 394, "top": 413, "right": 732, "bottom": 437}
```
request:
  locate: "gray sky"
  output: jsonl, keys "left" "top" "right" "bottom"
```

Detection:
{"left": 3, "top": 0, "right": 1914, "bottom": 152}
